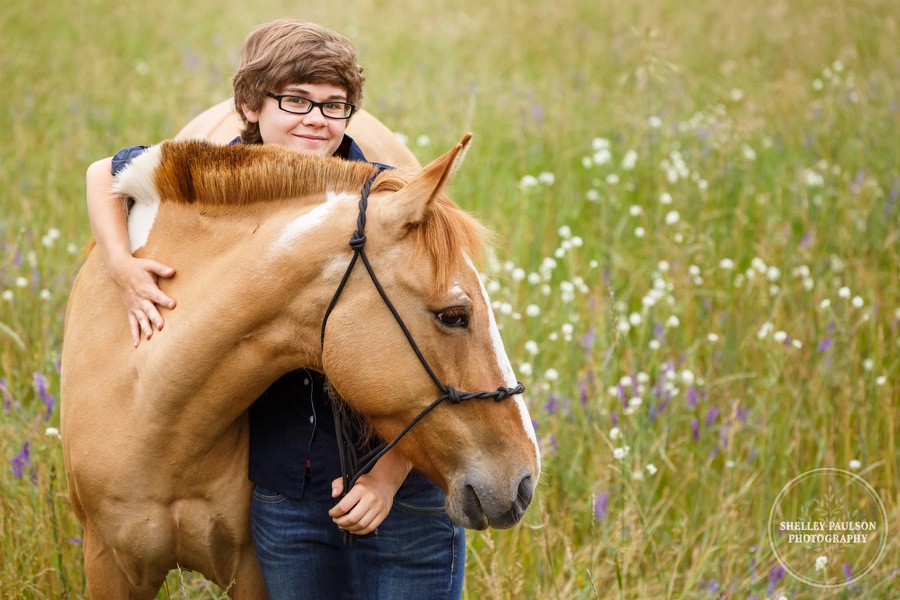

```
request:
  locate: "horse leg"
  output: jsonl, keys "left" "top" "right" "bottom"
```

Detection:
{"left": 83, "top": 524, "right": 166, "bottom": 600}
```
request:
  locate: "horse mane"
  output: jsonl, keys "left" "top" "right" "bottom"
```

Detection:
{"left": 120, "top": 139, "right": 492, "bottom": 288}
{"left": 154, "top": 140, "right": 380, "bottom": 207}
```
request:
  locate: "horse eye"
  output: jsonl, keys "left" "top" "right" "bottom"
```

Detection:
{"left": 435, "top": 309, "right": 469, "bottom": 329}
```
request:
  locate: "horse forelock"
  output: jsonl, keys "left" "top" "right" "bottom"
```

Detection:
{"left": 154, "top": 140, "right": 379, "bottom": 208}
{"left": 411, "top": 195, "right": 492, "bottom": 290}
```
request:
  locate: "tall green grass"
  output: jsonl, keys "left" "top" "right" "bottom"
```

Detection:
{"left": 2, "top": 0, "right": 898, "bottom": 597}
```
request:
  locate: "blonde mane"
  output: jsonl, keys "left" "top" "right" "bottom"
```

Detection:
{"left": 150, "top": 139, "right": 490, "bottom": 288}
{"left": 154, "top": 140, "right": 379, "bottom": 206}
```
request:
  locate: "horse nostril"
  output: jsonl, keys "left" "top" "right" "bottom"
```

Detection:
{"left": 517, "top": 475, "right": 534, "bottom": 506}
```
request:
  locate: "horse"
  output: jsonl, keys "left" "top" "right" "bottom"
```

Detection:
{"left": 174, "top": 98, "right": 422, "bottom": 172}
{"left": 60, "top": 131, "right": 540, "bottom": 598}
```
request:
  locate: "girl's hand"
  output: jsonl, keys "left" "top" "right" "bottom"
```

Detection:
{"left": 328, "top": 448, "right": 413, "bottom": 535}
{"left": 329, "top": 473, "right": 394, "bottom": 535}
{"left": 109, "top": 256, "right": 176, "bottom": 346}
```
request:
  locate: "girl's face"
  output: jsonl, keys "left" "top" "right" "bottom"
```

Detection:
{"left": 242, "top": 82, "right": 350, "bottom": 157}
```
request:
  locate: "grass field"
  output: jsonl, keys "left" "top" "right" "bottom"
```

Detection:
{"left": 1, "top": 0, "right": 898, "bottom": 597}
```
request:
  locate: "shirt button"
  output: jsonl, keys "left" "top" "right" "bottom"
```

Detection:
{"left": 303, "top": 378, "right": 310, "bottom": 385}
{"left": 309, "top": 416, "right": 314, "bottom": 423}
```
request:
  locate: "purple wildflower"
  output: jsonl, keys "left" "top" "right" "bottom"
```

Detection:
{"left": 737, "top": 405, "right": 751, "bottom": 424}
{"left": 843, "top": 563, "right": 853, "bottom": 580}
{"left": 686, "top": 386, "right": 698, "bottom": 409}
{"left": 594, "top": 490, "right": 608, "bottom": 521}
{"left": 886, "top": 177, "right": 898, "bottom": 218}
{"left": 851, "top": 168, "right": 865, "bottom": 193}
{"left": 1, "top": 378, "right": 12, "bottom": 413}
{"left": 611, "top": 410, "right": 618, "bottom": 427}
{"left": 653, "top": 321, "right": 665, "bottom": 342}
{"left": 817, "top": 336, "right": 833, "bottom": 353}
{"left": 768, "top": 564, "right": 785, "bottom": 594}
{"left": 582, "top": 327, "right": 595, "bottom": 356}
{"left": 34, "top": 372, "right": 55, "bottom": 421}
{"left": 705, "top": 579, "right": 718, "bottom": 594}
{"left": 800, "top": 229, "right": 813, "bottom": 248}
{"left": 691, "top": 417, "right": 700, "bottom": 441}
{"left": 705, "top": 407, "right": 719, "bottom": 427}
{"left": 545, "top": 394, "right": 558, "bottom": 415}
{"left": 11, "top": 441, "right": 30, "bottom": 478}
{"left": 578, "top": 380, "right": 589, "bottom": 406}
{"left": 69, "top": 537, "right": 84, "bottom": 545}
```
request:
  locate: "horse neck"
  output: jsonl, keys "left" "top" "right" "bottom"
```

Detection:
{"left": 132, "top": 194, "right": 353, "bottom": 431}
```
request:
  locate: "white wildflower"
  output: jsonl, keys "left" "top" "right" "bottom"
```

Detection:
{"left": 849, "top": 459, "right": 862, "bottom": 471}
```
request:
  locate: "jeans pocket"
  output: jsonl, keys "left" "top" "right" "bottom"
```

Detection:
{"left": 252, "top": 485, "right": 288, "bottom": 505}
{"left": 393, "top": 486, "right": 447, "bottom": 516}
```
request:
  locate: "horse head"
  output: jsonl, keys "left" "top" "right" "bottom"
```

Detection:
{"left": 321, "top": 135, "right": 540, "bottom": 529}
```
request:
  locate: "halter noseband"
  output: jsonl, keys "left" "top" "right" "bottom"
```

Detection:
{"left": 319, "top": 175, "right": 525, "bottom": 544}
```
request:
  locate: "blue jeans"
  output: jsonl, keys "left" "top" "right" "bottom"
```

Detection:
{"left": 251, "top": 482, "right": 465, "bottom": 599}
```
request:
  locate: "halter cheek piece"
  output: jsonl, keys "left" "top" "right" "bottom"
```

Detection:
{"left": 320, "top": 176, "right": 525, "bottom": 544}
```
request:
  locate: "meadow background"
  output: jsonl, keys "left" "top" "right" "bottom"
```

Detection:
{"left": 1, "top": 0, "right": 898, "bottom": 597}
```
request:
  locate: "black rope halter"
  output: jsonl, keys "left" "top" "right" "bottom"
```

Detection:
{"left": 320, "top": 175, "right": 525, "bottom": 544}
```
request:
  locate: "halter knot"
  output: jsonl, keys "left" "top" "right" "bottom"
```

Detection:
{"left": 349, "top": 232, "right": 367, "bottom": 251}
{"left": 445, "top": 386, "right": 463, "bottom": 405}
{"left": 493, "top": 382, "right": 525, "bottom": 402}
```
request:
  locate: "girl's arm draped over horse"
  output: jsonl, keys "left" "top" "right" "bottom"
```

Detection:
{"left": 329, "top": 447, "right": 413, "bottom": 535}
{"left": 85, "top": 156, "right": 176, "bottom": 346}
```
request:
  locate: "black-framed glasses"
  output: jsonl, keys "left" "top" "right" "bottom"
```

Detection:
{"left": 266, "top": 92, "right": 356, "bottom": 119}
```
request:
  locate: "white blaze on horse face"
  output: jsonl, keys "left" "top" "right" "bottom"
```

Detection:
{"left": 113, "top": 145, "right": 163, "bottom": 252}
{"left": 466, "top": 256, "right": 541, "bottom": 471}
{"left": 271, "top": 190, "right": 354, "bottom": 254}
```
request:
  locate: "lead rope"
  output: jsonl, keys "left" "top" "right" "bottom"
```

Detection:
{"left": 321, "top": 175, "right": 524, "bottom": 544}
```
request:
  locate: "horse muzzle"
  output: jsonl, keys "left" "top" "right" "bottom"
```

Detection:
{"left": 446, "top": 467, "right": 535, "bottom": 530}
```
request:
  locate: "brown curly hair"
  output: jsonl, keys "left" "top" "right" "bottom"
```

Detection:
{"left": 232, "top": 20, "right": 365, "bottom": 144}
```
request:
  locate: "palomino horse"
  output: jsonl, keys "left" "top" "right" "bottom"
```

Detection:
{"left": 174, "top": 98, "right": 422, "bottom": 172}
{"left": 61, "top": 132, "right": 539, "bottom": 598}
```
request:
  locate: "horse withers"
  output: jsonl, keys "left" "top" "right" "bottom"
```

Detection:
{"left": 61, "top": 128, "right": 540, "bottom": 598}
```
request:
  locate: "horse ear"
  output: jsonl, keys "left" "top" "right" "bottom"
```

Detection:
{"left": 386, "top": 133, "right": 473, "bottom": 226}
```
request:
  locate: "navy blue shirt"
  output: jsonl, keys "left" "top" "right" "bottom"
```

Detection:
{"left": 111, "top": 135, "right": 432, "bottom": 501}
